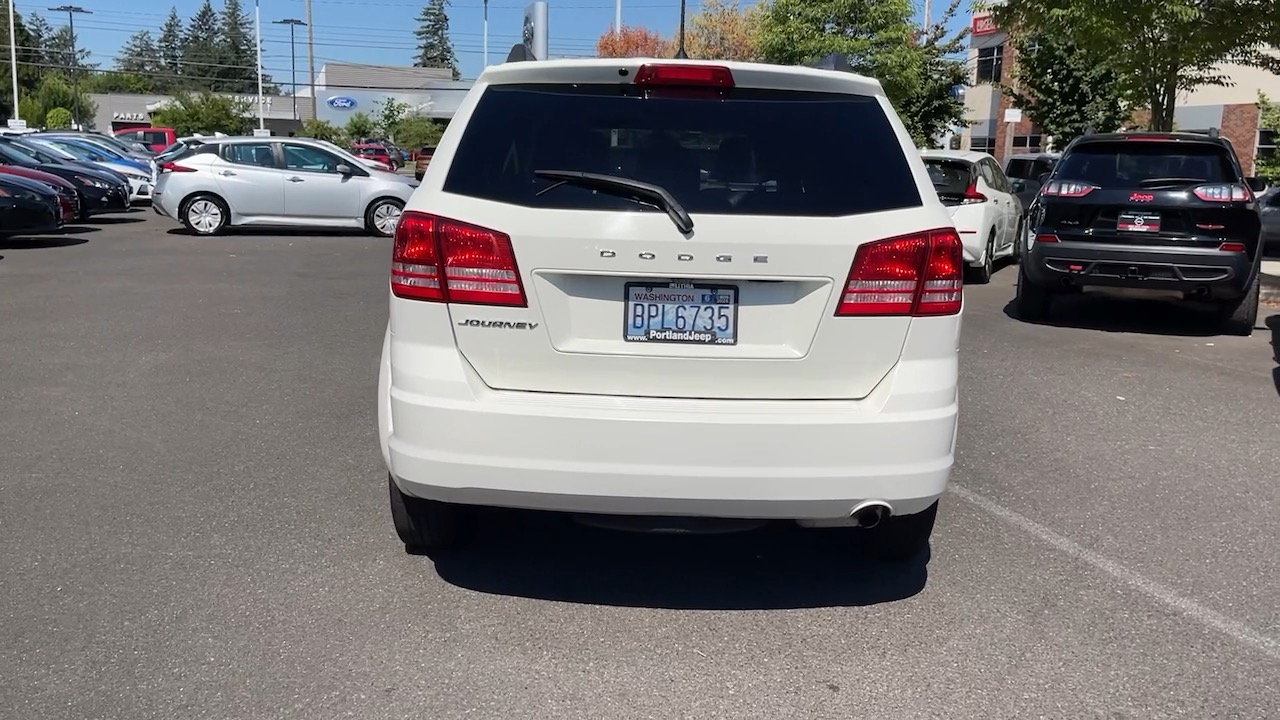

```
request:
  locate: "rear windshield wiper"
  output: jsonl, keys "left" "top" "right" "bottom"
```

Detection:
{"left": 533, "top": 169, "right": 694, "bottom": 234}
{"left": 1137, "top": 177, "right": 1206, "bottom": 188}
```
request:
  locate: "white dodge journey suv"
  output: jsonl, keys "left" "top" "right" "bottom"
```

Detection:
{"left": 378, "top": 58, "right": 963, "bottom": 560}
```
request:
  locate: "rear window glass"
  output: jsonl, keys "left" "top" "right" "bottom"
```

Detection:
{"left": 443, "top": 83, "right": 921, "bottom": 217}
{"left": 1006, "top": 158, "right": 1055, "bottom": 180}
{"left": 142, "top": 131, "right": 169, "bottom": 145}
{"left": 923, "top": 159, "right": 973, "bottom": 196}
{"left": 1056, "top": 142, "right": 1236, "bottom": 187}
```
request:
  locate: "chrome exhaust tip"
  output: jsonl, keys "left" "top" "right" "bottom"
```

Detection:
{"left": 849, "top": 501, "right": 892, "bottom": 529}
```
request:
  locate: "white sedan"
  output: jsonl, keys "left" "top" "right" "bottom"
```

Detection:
{"left": 920, "top": 149, "right": 1023, "bottom": 283}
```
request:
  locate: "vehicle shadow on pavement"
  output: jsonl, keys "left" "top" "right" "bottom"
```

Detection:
{"left": 1003, "top": 292, "right": 1242, "bottom": 337}
{"left": 431, "top": 509, "right": 930, "bottom": 609}
{"left": 90, "top": 216, "right": 146, "bottom": 225}
{"left": 1266, "top": 313, "right": 1280, "bottom": 396}
{"left": 165, "top": 227, "right": 380, "bottom": 238}
{"left": 0, "top": 235, "right": 90, "bottom": 250}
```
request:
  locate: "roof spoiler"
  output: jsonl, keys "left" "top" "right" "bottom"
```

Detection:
{"left": 505, "top": 43, "right": 537, "bottom": 63}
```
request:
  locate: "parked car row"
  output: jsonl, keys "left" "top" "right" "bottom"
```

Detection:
{"left": 0, "top": 131, "right": 142, "bottom": 238}
{"left": 150, "top": 136, "right": 418, "bottom": 237}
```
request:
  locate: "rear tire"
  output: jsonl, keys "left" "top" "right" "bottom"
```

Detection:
{"left": 968, "top": 233, "right": 995, "bottom": 284}
{"left": 366, "top": 198, "right": 404, "bottom": 238}
{"left": 181, "top": 193, "right": 228, "bottom": 236}
{"left": 863, "top": 502, "right": 938, "bottom": 562}
{"left": 1219, "top": 271, "right": 1259, "bottom": 337}
{"left": 1014, "top": 262, "right": 1052, "bottom": 321}
{"left": 388, "top": 473, "right": 472, "bottom": 554}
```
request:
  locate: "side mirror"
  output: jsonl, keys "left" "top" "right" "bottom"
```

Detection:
{"left": 1245, "top": 177, "right": 1268, "bottom": 192}
{"left": 335, "top": 163, "right": 353, "bottom": 175}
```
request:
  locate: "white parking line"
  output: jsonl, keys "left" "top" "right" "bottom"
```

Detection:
{"left": 948, "top": 482, "right": 1280, "bottom": 661}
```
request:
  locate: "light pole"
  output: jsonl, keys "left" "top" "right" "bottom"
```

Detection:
{"left": 8, "top": 0, "right": 19, "bottom": 122}
{"left": 273, "top": 18, "right": 305, "bottom": 120}
{"left": 48, "top": 5, "right": 90, "bottom": 128}
{"left": 614, "top": 0, "right": 620, "bottom": 35}
{"left": 674, "top": 0, "right": 687, "bottom": 59}
{"left": 306, "top": 0, "right": 316, "bottom": 121}
{"left": 482, "top": 0, "right": 488, "bottom": 67}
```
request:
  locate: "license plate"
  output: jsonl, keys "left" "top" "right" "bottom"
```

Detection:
{"left": 1118, "top": 211, "right": 1160, "bottom": 233}
{"left": 624, "top": 281, "right": 738, "bottom": 345}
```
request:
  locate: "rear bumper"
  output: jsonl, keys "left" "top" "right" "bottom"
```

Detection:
{"left": 381, "top": 316, "right": 959, "bottom": 523}
{"left": 1024, "top": 238, "right": 1257, "bottom": 299}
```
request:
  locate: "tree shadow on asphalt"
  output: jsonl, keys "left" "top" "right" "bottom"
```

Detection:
{"left": 1002, "top": 291, "right": 1254, "bottom": 337}
{"left": 430, "top": 508, "right": 930, "bottom": 609}
{"left": 0, "top": 235, "right": 90, "bottom": 250}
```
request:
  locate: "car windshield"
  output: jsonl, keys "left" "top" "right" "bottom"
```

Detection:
{"left": 923, "top": 158, "right": 973, "bottom": 196}
{"left": 1056, "top": 142, "right": 1236, "bottom": 187}
{"left": 0, "top": 142, "right": 38, "bottom": 166}
{"left": 443, "top": 83, "right": 921, "bottom": 217}
{"left": 42, "top": 140, "right": 94, "bottom": 160}
{"left": 6, "top": 139, "right": 66, "bottom": 163}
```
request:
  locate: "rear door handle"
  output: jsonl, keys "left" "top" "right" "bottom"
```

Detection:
{"left": 287, "top": 177, "right": 304, "bottom": 183}
{"left": 219, "top": 170, "right": 236, "bottom": 176}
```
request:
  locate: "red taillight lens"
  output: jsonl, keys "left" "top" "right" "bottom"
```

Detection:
{"left": 1042, "top": 180, "right": 1094, "bottom": 198}
{"left": 1218, "top": 242, "right": 1247, "bottom": 253}
{"left": 1193, "top": 183, "right": 1251, "bottom": 203}
{"left": 391, "top": 211, "right": 526, "bottom": 306}
{"left": 1035, "top": 233, "right": 1060, "bottom": 243}
{"left": 836, "top": 228, "right": 963, "bottom": 317}
{"left": 634, "top": 63, "right": 735, "bottom": 87}
{"left": 160, "top": 162, "right": 195, "bottom": 173}
{"left": 962, "top": 180, "right": 988, "bottom": 204}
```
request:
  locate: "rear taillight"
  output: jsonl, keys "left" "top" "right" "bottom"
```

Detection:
{"left": 1193, "top": 183, "right": 1251, "bottom": 203}
{"left": 836, "top": 228, "right": 964, "bottom": 317}
{"left": 961, "top": 180, "right": 987, "bottom": 204}
{"left": 1036, "top": 233, "right": 1060, "bottom": 243}
{"left": 159, "top": 162, "right": 195, "bottom": 173}
{"left": 1042, "top": 180, "right": 1094, "bottom": 198}
{"left": 391, "top": 211, "right": 526, "bottom": 306}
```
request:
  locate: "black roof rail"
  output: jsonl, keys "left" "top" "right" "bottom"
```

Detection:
{"left": 505, "top": 43, "right": 537, "bottom": 63}
{"left": 1083, "top": 125, "right": 1096, "bottom": 136}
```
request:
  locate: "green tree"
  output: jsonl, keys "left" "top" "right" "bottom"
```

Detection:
{"left": 1003, "top": 34, "right": 1131, "bottom": 150}
{"left": 301, "top": 118, "right": 345, "bottom": 143}
{"left": 24, "top": 11, "right": 54, "bottom": 67}
{"left": 33, "top": 74, "right": 96, "bottom": 127}
{"left": 116, "top": 30, "right": 161, "bottom": 89}
{"left": 413, "top": 0, "right": 460, "bottom": 79}
{"left": 83, "top": 72, "right": 158, "bottom": 94}
{"left": 219, "top": 0, "right": 257, "bottom": 92}
{"left": 18, "top": 97, "right": 44, "bottom": 126}
{"left": 344, "top": 112, "right": 376, "bottom": 140}
{"left": 989, "top": 0, "right": 1280, "bottom": 132}
{"left": 1257, "top": 93, "right": 1280, "bottom": 183}
{"left": 46, "top": 25, "right": 96, "bottom": 71}
{"left": 757, "top": 0, "right": 968, "bottom": 145}
{"left": 182, "top": 0, "right": 223, "bottom": 90}
{"left": 150, "top": 92, "right": 253, "bottom": 135}
{"left": 395, "top": 115, "right": 446, "bottom": 150}
{"left": 375, "top": 97, "right": 412, "bottom": 138}
{"left": 0, "top": 1, "right": 44, "bottom": 119}
{"left": 158, "top": 7, "right": 186, "bottom": 87}
{"left": 44, "top": 107, "right": 73, "bottom": 129}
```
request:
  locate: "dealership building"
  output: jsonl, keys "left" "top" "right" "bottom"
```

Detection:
{"left": 960, "top": 11, "right": 1279, "bottom": 173}
{"left": 85, "top": 62, "right": 474, "bottom": 136}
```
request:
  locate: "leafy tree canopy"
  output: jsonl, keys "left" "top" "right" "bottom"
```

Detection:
{"left": 1004, "top": 34, "right": 1132, "bottom": 150}
{"left": 987, "top": 0, "right": 1280, "bottom": 131}
{"left": 150, "top": 92, "right": 253, "bottom": 135}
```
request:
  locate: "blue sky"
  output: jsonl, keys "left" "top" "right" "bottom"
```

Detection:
{"left": 23, "top": 0, "right": 970, "bottom": 87}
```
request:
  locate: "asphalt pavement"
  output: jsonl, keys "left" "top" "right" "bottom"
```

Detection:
{"left": 3, "top": 212, "right": 1279, "bottom": 719}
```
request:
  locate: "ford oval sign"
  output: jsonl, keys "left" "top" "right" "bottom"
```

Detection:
{"left": 327, "top": 96, "right": 357, "bottom": 110}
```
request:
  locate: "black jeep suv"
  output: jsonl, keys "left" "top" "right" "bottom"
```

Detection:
{"left": 1015, "top": 132, "right": 1267, "bottom": 335}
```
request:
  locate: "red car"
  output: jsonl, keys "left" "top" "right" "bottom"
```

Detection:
{"left": 0, "top": 164, "right": 79, "bottom": 222}
{"left": 114, "top": 126, "right": 177, "bottom": 154}
{"left": 352, "top": 143, "right": 400, "bottom": 171}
